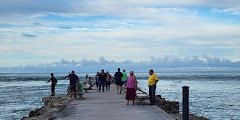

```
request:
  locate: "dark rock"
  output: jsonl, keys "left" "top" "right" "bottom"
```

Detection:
{"left": 169, "top": 101, "right": 179, "bottom": 110}
{"left": 162, "top": 104, "right": 171, "bottom": 113}
{"left": 170, "top": 108, "right": 179, "bottom": 114}
{"left": 29, "top": 108, "right": 41, "bottom": 117}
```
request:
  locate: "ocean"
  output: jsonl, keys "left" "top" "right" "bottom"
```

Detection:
{"left": 0, "top": 71, "right": 239, "bottom": 120}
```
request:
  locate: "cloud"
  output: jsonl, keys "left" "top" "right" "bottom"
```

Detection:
{"left": 58, "top": 26, "right": 73, "bottom": 29}
{"left": 21, "top": 34, "right": 38, "bottom": 37}
{"left": 1, "top": 56, "right": 240, "bottom": 73}
{"left": 212, "top": 8, "right": 240, "bottom": 15}
{"left": 0, "top": 0, "right": 240, "bottom": 16}
{"left": 32, "top": 22, "right": 43, "bottom": 26}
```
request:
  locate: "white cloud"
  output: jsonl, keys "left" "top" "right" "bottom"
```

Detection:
{"left": 212, "top": 8, "right": 240, "bottom": 15}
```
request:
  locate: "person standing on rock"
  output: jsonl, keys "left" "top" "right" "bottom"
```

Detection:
{"left": 98, "top": 69, "right": 107, "bottom": 92}
{"left": 114, "top": 68, "right": 123, "bottom": 94}
{"left": 126, "top": 71, "right": 137, "bottom": 105}
{"left": 46, "top": 73, "right": 57, "bottom": 96}
{"left": 61, "top": 71, "right": 79, "bottom": 99}
{"left": 148, "top": 69, "right": 159, "bottom": 105}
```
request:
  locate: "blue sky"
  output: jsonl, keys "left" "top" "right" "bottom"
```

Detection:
{"left": 0, "top": 0, "right": 240, "bottom": 71}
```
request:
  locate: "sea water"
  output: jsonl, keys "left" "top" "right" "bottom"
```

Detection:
{"left": 0, "top": 72, "right": 239, "bottom": 120}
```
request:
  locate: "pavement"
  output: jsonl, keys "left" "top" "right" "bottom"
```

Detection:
{"left": 52, "top": 85, "right": 175, "bottom": 120}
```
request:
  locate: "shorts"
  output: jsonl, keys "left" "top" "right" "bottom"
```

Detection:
{"left": 116, "top": 81, "right": 122, "bottom": 86}
{"left": 70, "top": 85, "right": 76, "bottom": 92}
{"left": 122, "top": 81, "right": 127, "bottom": 86}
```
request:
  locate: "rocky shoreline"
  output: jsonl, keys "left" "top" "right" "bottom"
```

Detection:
{"left": 155, "top": 95, "right": 209, "bottom": 120}
{"left": 21, "top": 95, "right": 71, "bottom": 120}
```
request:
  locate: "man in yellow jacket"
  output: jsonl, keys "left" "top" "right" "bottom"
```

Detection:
{"left": 148, "top": 69, "right": 159, "bottom": 105}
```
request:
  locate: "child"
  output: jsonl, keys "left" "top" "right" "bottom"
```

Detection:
{"left": 47, "top": 73, "right": 57, "bottom": 96}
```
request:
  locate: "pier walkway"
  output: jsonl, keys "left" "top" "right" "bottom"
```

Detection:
{"left": 52, "top": 86, "right": 175, "bottom": 120}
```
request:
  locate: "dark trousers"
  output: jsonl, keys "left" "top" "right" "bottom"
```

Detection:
{"left": 106, "top": 82, "right": 111, "bottom": 91}
{"left": 51, "top": 84, "right": 55, "bottom": 96}
{"left": 149, "top": 85, "right": 156, "bottom": 104}
{"left": 99, "top": 81, "right": 106, "bottom": 92}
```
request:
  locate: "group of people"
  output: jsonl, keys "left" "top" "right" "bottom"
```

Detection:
{"left": 95, "top": 68, "right": 128, "bottom": 94}
{"left": 47, "top": 71, "right": 82, "bottom": 99}
{"left": 47, "top": 69, "right": 159, "bottom": 105}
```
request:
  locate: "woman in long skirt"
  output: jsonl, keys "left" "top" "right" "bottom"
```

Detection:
{"left": 126, "top": 71, "right": 138, "bottom": 105}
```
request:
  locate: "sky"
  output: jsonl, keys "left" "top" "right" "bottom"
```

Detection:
{"left": 0, "top": 0, "right": 240, "bottom": 72}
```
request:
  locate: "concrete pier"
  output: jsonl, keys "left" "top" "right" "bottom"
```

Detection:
{"left": 52, "top": 86, "right": 175, "bottom": 120}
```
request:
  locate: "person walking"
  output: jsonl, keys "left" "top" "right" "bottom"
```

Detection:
{"left": 61, "top": 71, "right": 79, "bottom": 99}
{"left": 46, "top": 73, "right": 57, "bottom": 96}
{"left": 122, "top": 70, "right": 128, "bottom": 88}
{"left": 126, "top": 71, "right": 137, "bottom": 105}
{"left": 95, "top": 72, "right": 100, "bottom": 91}
{"left": 106, "top": 71, "right": 112, "bottom": 91}
{"left": 114, "top": 68, "right": 123, "bottom": 94}
{"left": 98, "top": 69, "right": 107, "bottom": 92}
{"left": 148, "top": 69, "right": 159, "bottom": 105}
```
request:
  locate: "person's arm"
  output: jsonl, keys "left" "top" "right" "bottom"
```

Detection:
{"left": 61, "top": 75, "right": 69, "bottom": 79}
{"left": 133, "top": 76, "right": 138, "bottom": 90}
{"left": 154, "top": 75, "right": 159, "bottom": 86}
{"left": 46, "top": 78, "right": 51, "bottom": 83}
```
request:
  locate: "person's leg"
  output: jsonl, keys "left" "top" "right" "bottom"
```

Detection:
{"left": 126, "top": 100, "right": 129, "bottom": 105}
{"left": 70, "top": 86, "right": 73, "bottom": 99}
{"left": 96, "top": 82, "right": 99, "bottom": 91}
{"left": 149, "top": 86, "right": 152, "bottom": 104}
{"left": 70, "top": 92, "right": 73, "bottom": 99}
{"left": 117, "top": 85, "right": 119, "bottom": 94}
{"left": 74, "top": 92, "right": 76, "bottom": 99}
{"left": 105, "top": 82, "right": 108, "bottom": 91}
{"left": 99, "top": 81, "right": 102, "bottom": 92}
{"left": 53, "top": 84, "right": 55, "bottom": 96}
{"left": 153, "top": 85, "right": 156, "bottom": 104}
{"left": 132, "top": 100, "right": 135, "bottom": 105}
{"left": 102, "top": 82, "right": 106, "bottom": 92}
{"left": 149, "top": 86, "right": 155, "bottom": 104}
{"left": 51, "top": 85, "right": 54, "bottom": 96}
{"left": 120, "top": 84, "right": 123, "bottom": 94}
{"left": 107, "top": 82, "right": 110, "bottom": 91}
{"left": 73, "top": 86, "right": 77, "bottom": 99}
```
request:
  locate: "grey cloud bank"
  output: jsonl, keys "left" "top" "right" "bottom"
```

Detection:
{"left": 1, "top": 56, "right": 240, "bottom": 73}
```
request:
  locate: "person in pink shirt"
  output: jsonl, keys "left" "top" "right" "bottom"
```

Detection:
{"left": 125, "top": 71, "right": 138, "bottom": 105}
{"left": 106, "top": 71, "right": 112, "bottom": 91}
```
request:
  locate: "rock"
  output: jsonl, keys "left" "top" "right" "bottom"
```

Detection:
{"left": 190, "top": 114, "right": 209, "bottom": 120}
{"left": 162, "top": 104, "right": 171, "bottom": 113}
{"left": 29, "top": 108, "right": 41, "bottom": 117}
{"left": 169, "top": 101, "right": 179, "bottom": 110}
{"left": 22, "top": 95, "right": 70, "bottom": 120}
{"left": 169, "top": 108, "right": 179, "bottom": 114}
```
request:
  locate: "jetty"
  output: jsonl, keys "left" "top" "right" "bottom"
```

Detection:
{"left": 50, "top": 85, "right": 174, "bottom": 120}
